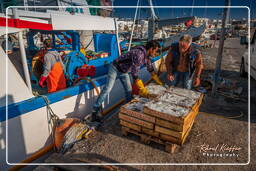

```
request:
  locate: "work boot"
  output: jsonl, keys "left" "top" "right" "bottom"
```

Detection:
{"left": 91, "top": 111, "right": 102, "bottom": 123}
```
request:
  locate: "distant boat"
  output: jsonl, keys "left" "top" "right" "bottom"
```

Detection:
{"left": 163, "top": 23, "right": 207, "bottom": 48}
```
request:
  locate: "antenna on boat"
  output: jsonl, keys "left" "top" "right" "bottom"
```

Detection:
{"left": 147, "top": 0, "right": 159, "bottom": 41}
{"left": 128, "top": 0, "right": 140, "bottom": 51}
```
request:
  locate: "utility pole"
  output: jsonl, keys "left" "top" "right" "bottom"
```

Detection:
{"left": 211, "top": 0, "right": 231, "bottom": 96}
{"left": 148, "top": 18, "right": 155, "bottom": 41}
{"left": 213, "top": 13, "right": 222, "bottom": 48}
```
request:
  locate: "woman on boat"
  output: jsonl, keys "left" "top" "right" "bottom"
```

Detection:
{"left": 91, "top": 40, "right": 163, "bottom": 122}
{"left": 39, "top": 39, "right": 66, "bottom": 93}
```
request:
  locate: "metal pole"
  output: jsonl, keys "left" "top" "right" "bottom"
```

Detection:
{"left": 128, "top": 0, "right": 140, "bottom": 51}
{"left": 191, "top": 0, "right": 195, "bottom": 16}
{"left": 148, "top": 18, "right": 155, "bottom": 41}
{"left": 13, "top": 9, "right": 32, "bottom": 92}
{"left": 56, "top": 0, "right": 63, "bottom": 11}
{"left": 114, "top": 18, "right": 121, "bottom": 56}
{"left": 148, "top": 0, "right": 158, "bottom": 20}
{"left": 24, "top": 0, "right": 28, "bottom": 11}
{"left": 147, "top": 0, "right": 158, "bottom": 41}
{"left": 213, "top": 18, "right": 219, "bottom": 48}
{"left": 211, "top": 0, "right": 231, "bottom": 96}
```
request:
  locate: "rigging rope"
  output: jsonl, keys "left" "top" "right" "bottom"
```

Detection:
{"left": 135, "top": 0, "right": 142, "bottom": 39}
{"left": 38, "top": 95, "right": 60, "bottom": 151}
{"left": 128, "top": 0, "right": 140, "bottom": 51}
{"left": 191, "top": 0, "right": 195, "bottom": 16}
{"left": 34, "top": 77, "right": 102, "bottom": 152}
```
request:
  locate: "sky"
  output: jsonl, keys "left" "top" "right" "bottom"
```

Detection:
{"left": 112, "top": 0, "right": 256, "bottom": 20}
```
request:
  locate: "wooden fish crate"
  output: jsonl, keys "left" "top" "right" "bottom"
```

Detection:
{"left": 119, "top": 94, "right": 204, "bottom": 147}
{"left": 143, "top": 94, "right": 204, "bottom": 145}
{"left": 121, "top": 126, "right": 177, "bottom": 153}
{"left": 120, "top": 100, "right": 156, "bottom": 124}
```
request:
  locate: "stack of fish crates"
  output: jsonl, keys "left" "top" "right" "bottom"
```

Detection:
{"left": 118, "top": 84, "right": 204, "bottom": 153}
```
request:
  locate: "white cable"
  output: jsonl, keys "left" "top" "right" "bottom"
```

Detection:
{"left": 148, "top": 0, "right": 158, "bottom": 20}
{"left": 191, "top": 0, "right": 195, "bottom": 16}
{"left": 128, "top": 0, "right": 140, "bottom": 51}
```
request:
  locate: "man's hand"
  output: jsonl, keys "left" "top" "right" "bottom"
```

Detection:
{"left": 193, "top": 77, "right": 201, "bottom": 87}
{"left": 39, "top": 76, "right": 47, "bottom": 88}
{"left": 135, "top": 79, "right": 149, "bottom": 97}
{"left": 60, "top": 51, "right": 66, "bottom": 58}
{"left": 167, "top": 73, "right": 175, "bottom": 81}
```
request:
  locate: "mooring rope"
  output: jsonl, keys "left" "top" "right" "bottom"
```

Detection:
{"left": 37, "top": 94, "right": 59, "bottom": 151}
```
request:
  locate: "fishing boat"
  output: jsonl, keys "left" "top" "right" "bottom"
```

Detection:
{"left": 0, "top": 3, "right": 206, "bottom": 169}
{"left": 0, "top": 7, "right": 163, "bottom": 169}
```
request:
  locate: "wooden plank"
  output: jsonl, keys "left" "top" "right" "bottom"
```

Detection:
{"left": 155, "top": 118, "right": 183, "bottom": 132}
{"left": 142, "top": 127, "right": 159, "bottom": 137}
{"left": 191, "top": 100, "right": 199, "bottom": 112}
{"left": 190, "top": 94, "right": 204, "bottom": 112}
{"left": 121, "top": 126, "right": 129, "bottom": 136}
{"left": 159, "top": 118, "right": 195, "bottom": 145}
{"left": 140, "top": 133, "right": 151, "bottom": 144}
{"left": 122, "top": 126, "right": 152, "bottom": 145}
{"left": 180, "top": 119, "right": 195, "bottom": 145}
{"left": 198, "top": 94, "right": 204, "bottom": 106}
{"left": 119, "top": 113, "right": 154, "bottom": 129}
{"left": 165, "top": 143, "right": 177, "bottom": 154}
{"left": 181, "top": 103, "right": 197, "bottom": 120}
{"left": 120, "top": 120, "right": 141, "bottom": 132}
{"left": 155, "top": 125, "right": 184, "bottom": 139}
{"left": 144, "top": 107, "right": 184, "bottom": 124}
{"left": 122, "top": 126, "right": 140, "bottom": 136}
{"left": 159, "top": 134, "right": 179, "bottom": 144}
{"left": 183, "top": 110, "right": 199, "bottom": 131}
{"left": 119, "top": 108, "right": 156, "bottom": 123}
{"left": 181, "top": 94, "right": 203, "bottom": 119}
{"left": 121, "top": 126, "right": 178, "bottom": 153}
{"left": 193, "top": 104, "right": 200, "bottom": 113}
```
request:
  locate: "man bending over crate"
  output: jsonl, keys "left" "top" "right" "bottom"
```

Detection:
{"left": 165, "top": 34, "right": 204, "bottom": 89}
{"left": 91, "top": 40, "right": 163, "bottom": 122}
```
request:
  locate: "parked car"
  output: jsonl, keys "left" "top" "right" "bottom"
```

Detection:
{"left": 240, "top": 28, "right": 256, "bottom": 80}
